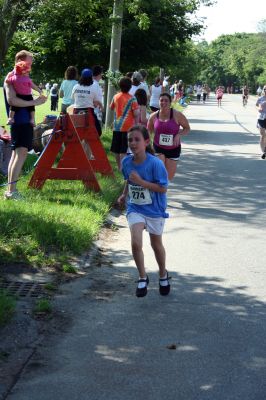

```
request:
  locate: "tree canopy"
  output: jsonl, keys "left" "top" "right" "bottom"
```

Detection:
{"left": 196, "top": 33, "right": 266, "bottom": 90}
{"left": 1, "top": 0, "right": 212, "bottom": 81}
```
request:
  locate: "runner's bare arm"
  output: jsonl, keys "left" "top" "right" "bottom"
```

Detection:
{"left": 174, "top": 110, "right": 190, "bottom": 136}
{"left": 117, "top": 181, "right": 129, "bottom": 205}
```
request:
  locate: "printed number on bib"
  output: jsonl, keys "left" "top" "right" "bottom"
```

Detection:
{"left": 159, "top": 133, "right": 173, "bottom": 146}
{"left": 128, "top": 184, "right": 152, "bottom": 205}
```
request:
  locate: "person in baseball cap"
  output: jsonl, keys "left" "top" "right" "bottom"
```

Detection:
{"left": 81, "top": 68, "right": 92, "bottom": 78}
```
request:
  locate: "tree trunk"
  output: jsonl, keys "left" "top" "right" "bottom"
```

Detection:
{"left": 0, "top": 0, "right": 28, "bottom": 67}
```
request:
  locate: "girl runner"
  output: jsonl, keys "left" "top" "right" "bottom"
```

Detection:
{"left": 117, "top": 125, "right": 170, "bottom": 297}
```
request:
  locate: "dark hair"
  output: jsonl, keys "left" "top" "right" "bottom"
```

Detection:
{"left": 134, "top": 88, "right": 147, "bottom": 106}
{"left": 154, "top": 77, "right": 161, "bottom": 85}
{"left": 126, "top": 72, "right": 133, "bottom": 79}
{"left": 79, "top": 76, "right": 93, "bottom": 86}
{"left": 128, "top": 125, "right": 154, "bottom": 154}
{"left": 160, "top": 92, "right": 172, "bottom": 102}
{"left": 65, "top": 66, "right": 78, "bottom": 80}
{"left": 92, "top": 65, "right": 103, "bottom": 77}
{"left": 139, "top": 69, "right": 147, "bottom": 80}
{"left": 132, "top": 78, "right": 141, "bottom": 86}
{"left": 119, "top": 77, "right": 132, "bottom": 93}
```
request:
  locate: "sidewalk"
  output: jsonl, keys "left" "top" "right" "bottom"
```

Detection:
{"left": 5, "top": 94, "right": 266, "bottom": 400}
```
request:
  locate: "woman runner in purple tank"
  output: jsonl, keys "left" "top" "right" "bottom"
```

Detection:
{"left": 148, "top": 93, "right": 190, "bottom": 180}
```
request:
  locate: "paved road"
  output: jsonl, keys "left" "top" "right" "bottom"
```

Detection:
{"left": 7, "top": 94, "right": 266, "bottom": 400}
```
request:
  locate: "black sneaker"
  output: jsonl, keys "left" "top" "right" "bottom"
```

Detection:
{"left": 136, "top": 275, "right": 149, "bottom": 298}
{"left": 262, "top": 153, "right": 266, "bottom": 159}
{"left": 159, "top": 272, "right": 171, "bottom": 296}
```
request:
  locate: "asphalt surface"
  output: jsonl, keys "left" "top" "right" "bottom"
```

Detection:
{"left": 6, "top": 94, "right": 266, "bottom": 400}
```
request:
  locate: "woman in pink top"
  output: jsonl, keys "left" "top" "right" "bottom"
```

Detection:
{"left": 6, "top": 60, "right": 42, "bottom": 125}
{"left": 216, "top": 86, "right": 224, "bottom": 107}
{"left": 148, "top": 93, "right": 190, "bottom": 180}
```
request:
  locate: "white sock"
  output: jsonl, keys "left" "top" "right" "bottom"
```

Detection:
{"left": 160, "top": 273, "right": 169, "bottom": 286}
{"left": 138, "top": 277, "right": 147, "bottom": 289}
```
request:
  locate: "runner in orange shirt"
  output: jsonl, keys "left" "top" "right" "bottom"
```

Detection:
{"left": 110, "top": 77, "right": 139, "bottom": 169}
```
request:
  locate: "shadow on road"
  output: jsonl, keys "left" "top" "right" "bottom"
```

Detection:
{"left": 167, "top": 128, "right": 265, "bottom": 224}
{"left": 13, "top": 258, "right": 266, "bottom": 400}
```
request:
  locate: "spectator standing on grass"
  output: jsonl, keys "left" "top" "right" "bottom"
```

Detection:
{"left": 139, "top": 69, "right": 150, "bottom": 99}
{"left": 45, "top": 82, "right": 50, "bottom": 96}
{"left": 129, "top": 72, "right": 143, "bottom": 96}
{"left": 110, "top": 77, "right": 139, "bottom": 170}
{"left": 50, "top": 83, "right": 59, "bottom": 111}
{"left": 59, "top": 66, "right": 78, "bottom": 114}
{"left": 92, "top": 65, "right": 104, "bottom": 135}
{"left": 71, "top": 68, "right": 103, "bottom": 137}
{"left": 5, "top": 59, "right": 42, "bottom": 126}
{"left": 149, "top": 77, "right": 162, "bottom": 112}
{"left": 3, "top": 50, "right": 47, "bottom": 200}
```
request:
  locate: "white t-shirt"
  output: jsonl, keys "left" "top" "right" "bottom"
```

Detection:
{"left": 93, "top": 79, "right": 103, "bottom": 103}
{"left": 149, "top": 85, "right": 162, "bottom": 108}
{"left": 196, "top": 86, "right": 202, "bottom": 95}
{"left": 71, "top": 82, "right": 102, "bottom": 108}
{"left": 129, "top": 82, "right": 147, "bottom": 96}
{"left": 256, "top": 96, "right": 266, "bottom": 120}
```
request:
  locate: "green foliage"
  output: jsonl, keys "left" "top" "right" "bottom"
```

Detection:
{"left": 44, "top": 283, "right": 57, "bottom": 291}
{"left": 104, "top": 69, "right": 123, "bottom": 89}
{"left": 34, "top": 298, "right": 52, "bottom": 314}
{"left": 62, "top": 264, "right": 77, "bottom": 274}
{"left": 0, "top": 290, "right": 16, "bottom": 326}
{"left": 2, "top": 0, "right": 211, "bottom": 80}
{"left": 197, "top": 33, "right": 266, "bottom": 91}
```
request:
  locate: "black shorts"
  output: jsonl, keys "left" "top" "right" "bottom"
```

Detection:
{"left": 258, "top": 119, "right": 266, "bottom": 129}
{"left": 153, "top": 143, "right": 181, "bottom": 160}
{"left": 11, "top": 123, "right": 33, "bottom": 151}
{"left": 110, "top": 131, "right": 128, "bottom": 154}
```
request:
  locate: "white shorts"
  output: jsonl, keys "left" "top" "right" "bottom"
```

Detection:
{"left": 127, "top": 212, "right": 165, "bottom": 235}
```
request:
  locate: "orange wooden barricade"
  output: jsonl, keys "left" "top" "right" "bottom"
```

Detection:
{"left": 29, "top": 112, "right": 114, "bottom": 192}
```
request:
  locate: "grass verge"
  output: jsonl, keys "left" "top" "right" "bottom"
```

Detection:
{"left": 0, "top": 129, "right": 124, "bottom": 268}
{"left": 0, "top": 290, "right": 16, "bottom": 326}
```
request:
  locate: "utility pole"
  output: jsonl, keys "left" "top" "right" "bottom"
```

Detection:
{"left": 105, "top": 0, "right": 124, "bottom": 128}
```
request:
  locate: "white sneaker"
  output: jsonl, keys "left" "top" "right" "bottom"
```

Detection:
{"left": 4, "top": 191, "right": 23, "bottom": 201}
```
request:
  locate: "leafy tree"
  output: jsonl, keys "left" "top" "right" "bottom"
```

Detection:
{"left": 0, "top": 0, "right": 38, "bottom": 68}
{"left": 197, "top": 33, "right": 266, "bottom": 92}
{"left": 2, "top": 0, "right": 214, "bottom": 81}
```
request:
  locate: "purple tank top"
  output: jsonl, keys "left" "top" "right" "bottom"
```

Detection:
{"left": 154, "top": 109, "right": 180, "bottom": 150}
